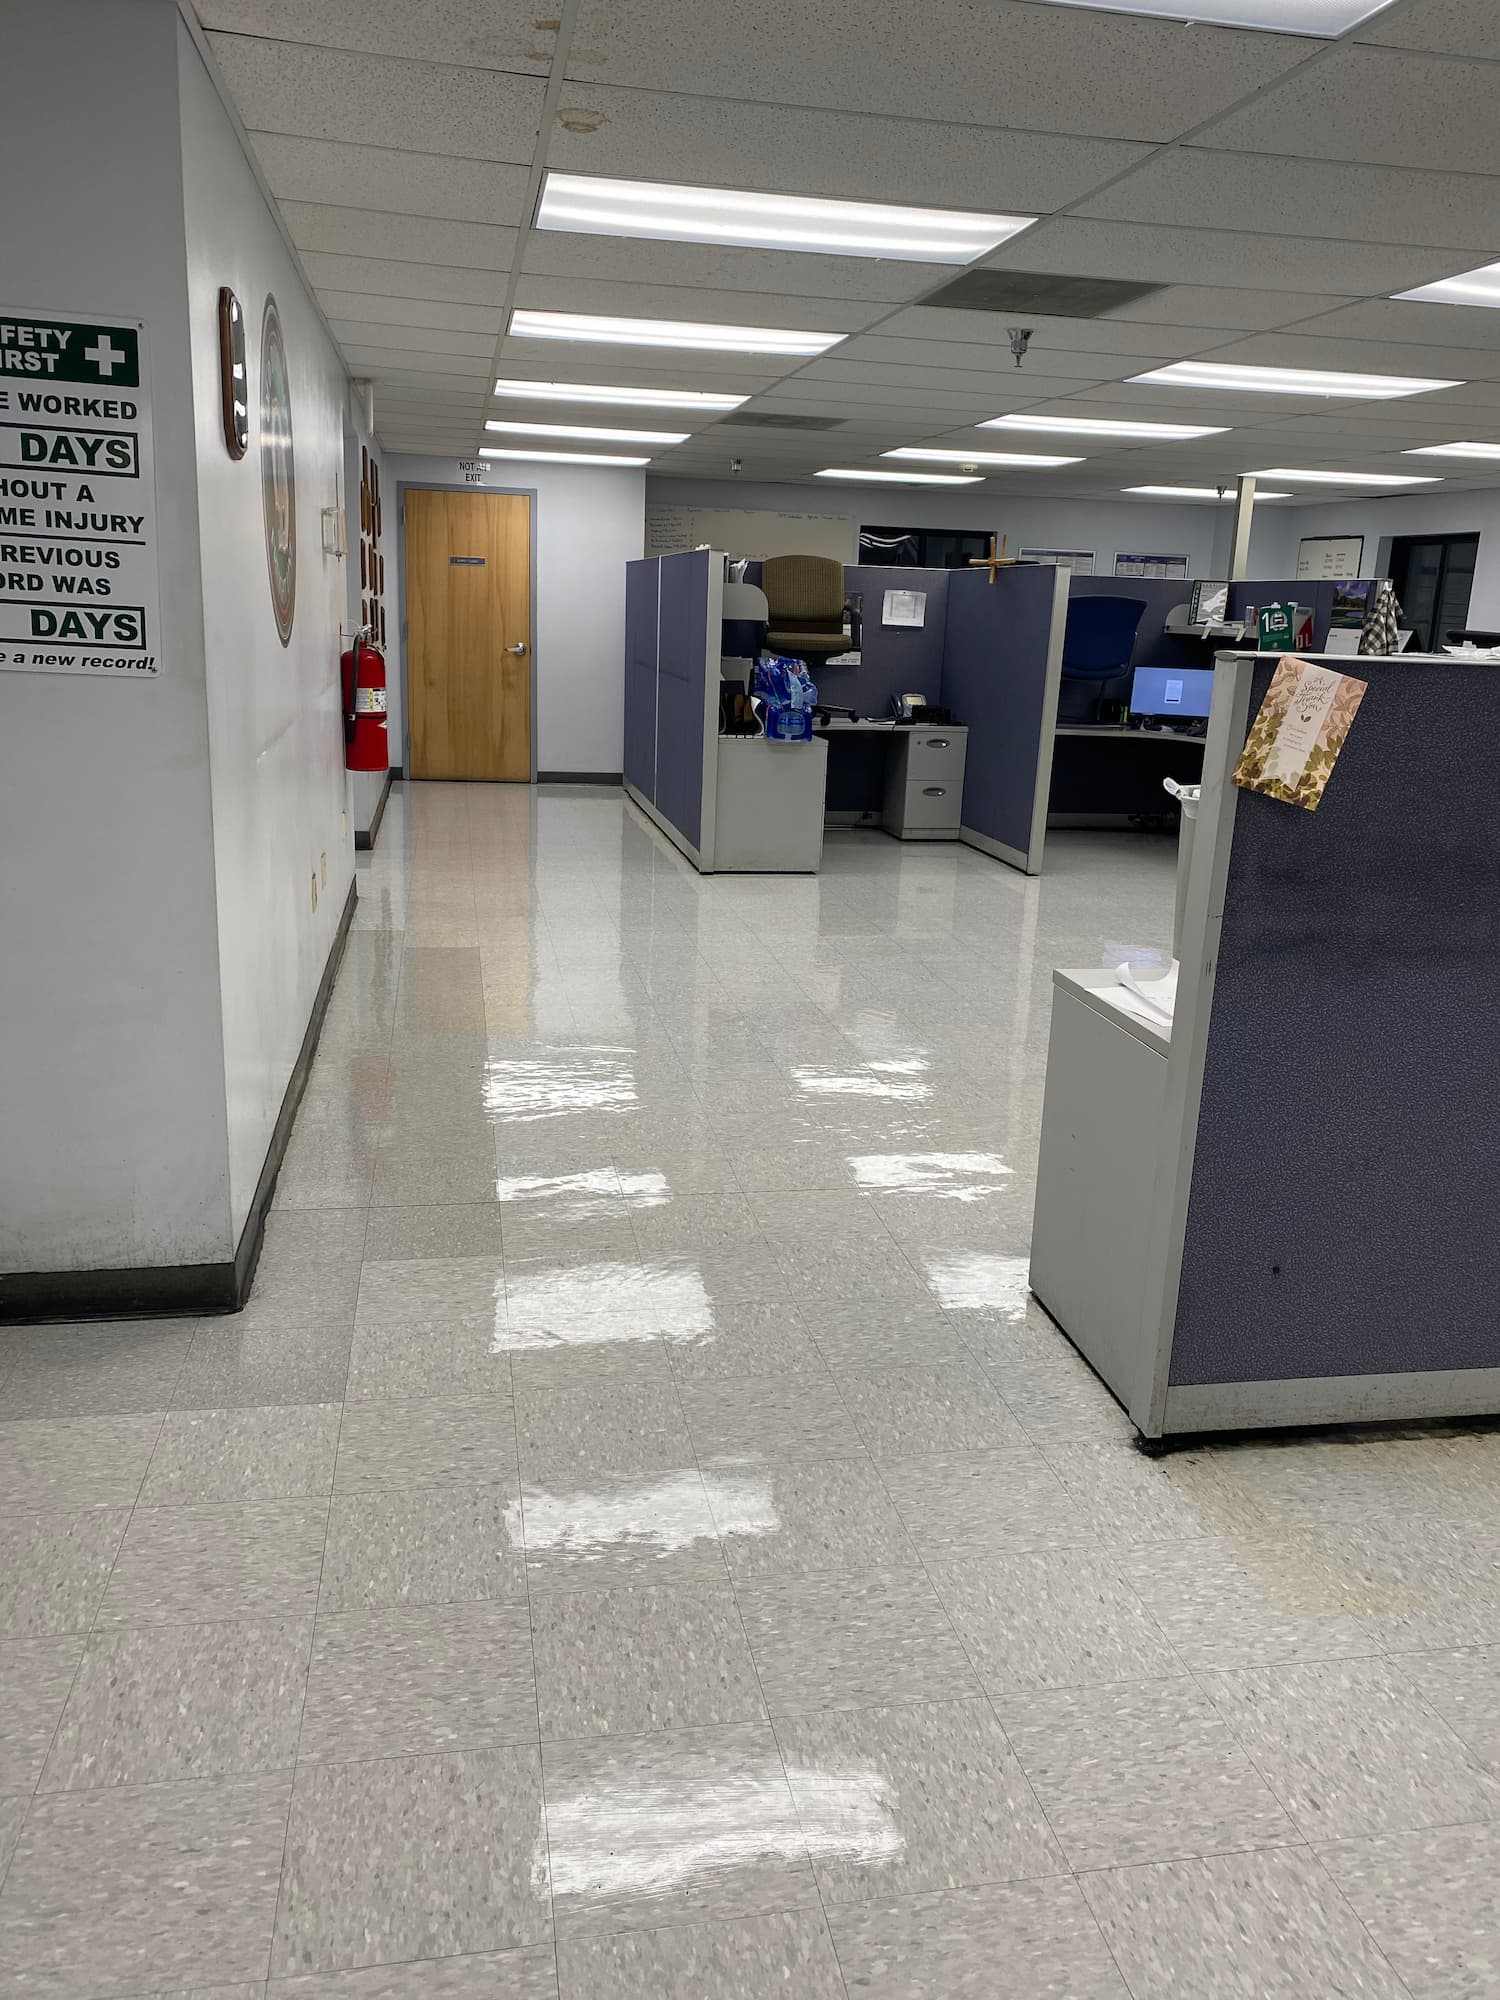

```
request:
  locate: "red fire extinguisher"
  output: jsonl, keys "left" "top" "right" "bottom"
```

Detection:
{"left": 340, "top": 633, "right": 388, "bottom": 772}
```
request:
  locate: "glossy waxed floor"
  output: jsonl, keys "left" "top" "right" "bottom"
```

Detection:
{"left": 4, "top": 783, "right": 1500, "bottom": 2000}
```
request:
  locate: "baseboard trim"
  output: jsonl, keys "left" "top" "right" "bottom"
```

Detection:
{"left": 537, "top": 770, "right": 623, "bottom": 785}
{"left": 353, "top": 770, "right": 395, "bottom": 851}
{"left": 623, "top": 781, "right": 708, "bottom": 871}
{"left": 959, "top": 825, "right": 1033, "bottom": 874}
{"left": 0, "top": 876, "right": 359, "bottom": 1324}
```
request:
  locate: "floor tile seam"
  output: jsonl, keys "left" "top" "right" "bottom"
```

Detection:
{"left": 270, "top": 1390, "right": 348, "bottom": 1984}
{"left": 1299, "top": 1843, "right": 1423, "bottom": 2000}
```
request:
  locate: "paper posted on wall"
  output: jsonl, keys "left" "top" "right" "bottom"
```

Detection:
{"left": 1232, "top": 656, "right": 1366, "bottom": 811}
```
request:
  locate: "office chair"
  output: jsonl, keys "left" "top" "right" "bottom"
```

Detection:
{"left": 1060, "top": 594, "right": 1147, "bottom": 720}
{"left": 761, "top": 555, "right": 861, "bottom": 662}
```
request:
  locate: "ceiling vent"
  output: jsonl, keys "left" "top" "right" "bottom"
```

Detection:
{"left": 921, "top": 270, "right": 1164, "bottom": 317}
{"left": 716, "top": 411, "right": 845, "bottom": 430}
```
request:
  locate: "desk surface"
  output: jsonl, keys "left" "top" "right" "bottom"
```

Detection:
{"left": 816, "top": 718, "right": 969, "bottom": 735}
{"left": 1055, "top": 724, "right": 1206, "bottom": 744}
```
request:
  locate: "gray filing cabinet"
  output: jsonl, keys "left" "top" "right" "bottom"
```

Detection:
{"left": 881, "top": 725, "right": 968, "bottom": 840}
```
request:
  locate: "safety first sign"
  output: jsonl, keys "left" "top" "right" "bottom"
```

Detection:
{"left": 0, "top": 308, "right": 161, "bottom": 678}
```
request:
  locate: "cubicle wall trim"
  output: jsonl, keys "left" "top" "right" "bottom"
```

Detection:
{"left": 1137, "top": 652, "right": 1255, "bottom": 1439}
{"left": 652, "top": 556, "right": 661, "bottom": 805}
{"left": 696, "top": 556, "right": 725, "bottom": 873}
{"left": 958, "top": 827, "right": 1031, "bottom": 872}
{"left": 1025, "top": 566, "right": 1072, "bottom": 876}
{"left": 1163, "top": 1366, "right": 1500, "bottom": 1434}
{"left": 623, "top": 779, "right": 708, "bottom": 870}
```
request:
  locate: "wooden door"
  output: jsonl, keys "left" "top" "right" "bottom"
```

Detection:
{"left": 405, "top": 489, "right": 532, "bottom": 779}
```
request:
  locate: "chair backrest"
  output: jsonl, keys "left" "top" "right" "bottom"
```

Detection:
{"left": 762, "top": 554, "right": 845, "bottom": 622}
{"left": 1061, "top": 594, "right": 1148, "bottom": 679}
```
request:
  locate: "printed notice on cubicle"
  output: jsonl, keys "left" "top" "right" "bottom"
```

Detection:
{"left": 1232, "top": 656, "right": 1366, "bottom": 811}
{"left": 882, "top": 589, "right": 926, "bottom": 628}
{"left": 0, "top": 307, "right": 160, "bottom": 678}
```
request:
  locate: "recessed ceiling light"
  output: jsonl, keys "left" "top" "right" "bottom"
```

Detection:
{"left": 493, "top": 379, "right": 748, "bottom": 410}
{"left": 1395, "top": 260, "right": 1500, "bottom": 309}
{"left": 816, "top": 468, "right": 984, "bottom": 485}
{"left": 1039, "top": 0, "right": 1399, "bottom": 32}
{"left": 485, "top": 419, "right": 688, "bottom": 444}
{"left": 1124, "top": 485, "right": 1292, "bottom": 500}
{"left": 882, "top": 447, "right": 1082, "bottom": 468}
{"left": 509, "top": 309, "right": 843, "bottom": 355}
{"left": 1248, "top": 467, "right": 1442, "bottom": 486}
{"left": 480, "top": 447, "right": 651, "bottom": 466}
{"left": 1404, "top": 441, "right": 1500, "bottom": 460}
{"left": 982, "top": 414, "right": 1228, "bottom": 440}
{"left": 535, "top": 172, "right": 1033, "bottom": 264}
{"left": 1129, "top": 361, "right": 1460, "bottom": 399}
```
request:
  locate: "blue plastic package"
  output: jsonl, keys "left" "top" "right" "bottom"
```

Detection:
{"left": 752, "top": 654, "right": 818, "bottom": 742}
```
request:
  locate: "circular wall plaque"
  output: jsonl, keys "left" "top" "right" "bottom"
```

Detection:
{"left": 259, "top": 294, "right": 296, "bottom": 646}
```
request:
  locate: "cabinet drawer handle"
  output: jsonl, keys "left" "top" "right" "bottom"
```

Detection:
{"left": 922, "top": 786, "right": 947, "bottom": 797}
{"left": 923, "top": 736, "right": 950, "bottom": 749}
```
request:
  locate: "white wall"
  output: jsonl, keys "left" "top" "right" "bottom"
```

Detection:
{"left": 646, "top": 474, "right": 1293, "bottom": 581}
{"left": 383, "top": 454, "right": 645, "bottom": 775}
{"left": 1272, "top": 488, "right": 1500, "bottom": 625}
{"left": 0, "top": 0, "right": 232, "bottom": 1273}
{"left": 180, "top": 20, "right": 355, "bottom": 1239}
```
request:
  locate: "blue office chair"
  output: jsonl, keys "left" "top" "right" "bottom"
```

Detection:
{"left": 1060, "top": 595, "right": 1147, "bottom": 720}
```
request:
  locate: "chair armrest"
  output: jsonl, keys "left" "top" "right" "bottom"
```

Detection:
{"left": 844, "top": 601, "right": 863, "bottom": 650}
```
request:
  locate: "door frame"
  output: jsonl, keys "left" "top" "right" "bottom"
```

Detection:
{"left": 395, "top": 479, "right": 539, "bottom": 781}
{"left": 1388, "top": 530, "right": 1480, "bottom": 651}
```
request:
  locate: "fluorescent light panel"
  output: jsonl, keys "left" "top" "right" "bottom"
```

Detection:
{"left": 493, "top": 378, "right": 747, "bottom": 410}
{"left": 536, "top": 172, "right": 1032, "bottom": 264}
{"left": 1405, "top": 441, "right": 1500, "bottom": 460}
{"left": 1129, "top": 361, "right": 1460, "bottom": 399}
{"left": 983, "top": 414, "right": 1227, "bottom": 440}
{"left": 1396, "top": 260, "right": 1500, "bottom": 309}
{"left": 509, "top": 309, "right": 842, "bottom": 355}
{"left": 883, "top": 447, "right": 1082, "bottom": 468}
{"left": 1248, "top": 466, "right": 1442, "bottom": 487}
{"left": 1125, "top": 485, "right": 1292, "bottom": 500}
{"left": 1039, "top": 0, "right": 1398, "bottom": 30}
{"left": 485, "top": 419, "right": 688, "bottom": 444}
{"left": 817, "top": 468, "right": 983, "bottom": 485}
{"left": 480, "top": 447, "right": 650, "bottom": 466}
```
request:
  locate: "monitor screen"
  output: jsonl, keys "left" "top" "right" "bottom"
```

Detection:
{"left": 1189, "top": 579, "right": 1230, "bottom": 626}
{"left": 1130, "top": 666, "right": 1215, "bottom": 721}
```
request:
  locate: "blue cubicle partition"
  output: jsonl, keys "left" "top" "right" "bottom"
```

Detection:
{"left": 822, "top": 566, "right": 950, "bottom": 817}
{"left": 622, "top": 549, "right": 721, "bottom": 868}
{"left": 939, "top": 564, "right": 1070, "bottom": 875}
{"left": 623, "top": 557, "right": 659, "bottom": 804}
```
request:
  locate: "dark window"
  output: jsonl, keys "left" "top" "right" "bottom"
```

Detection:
{"left": 1389, "top": 533, "right": 1479, "bottom": 650}
{"left": 859, "top": 524, "right": 991, "bottom": 570}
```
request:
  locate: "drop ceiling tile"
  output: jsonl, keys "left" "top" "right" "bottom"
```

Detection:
{"left": 521, "top": 234, "right": 944, "bottom": 305}
{"left": 329, "top": 321, "right": 498, "bottom": 357}
{"left": 339, "top": 349, "right": 494, "bottom": 382}
{"left": 794, "top": 359, "right": 1110, "bottom": 398}
{"left": 832, "top": 335, "right": 1135, "bottom": 380}
{"left": 1102, "top": 284, "right": 1357, "bottom": 332}
{"left": 1079, "top": 148, "right": 1500, "bottom": 253}
{"left": 207, "top": 35, "right": 544, "bottom": 161}
{"left": 1355, "top": 0, "right": 1500, "bottom": 58}
{"left": 299, "top": 254, "right": 508, "bottom": 308}
{"left": 250, "top": 134, "right": 531, "bottom": 225}
{"left": 496, "top": 338, "right": 784, "bottom": 387}
{"left": 544, "top": 85, "right": 1152, "bottom": 207}
{"left": 981, "top": 216, "right": 1463, "bottom": 297}
{"left": 864, "top": 312, "right": 1219, "bottom": 358}
{"left": 198, "top": 0, "right": 553, "bottom": 70}
{"left": 1288, "top": 299, "right": 1500, "bottom": 353}
{"left": 566, "top": 0, "right": 1310, "bottom": 139}
{"left": 1197, "top": 47, "right": 1500, "bottom": 173}
{"left": 318, "top": 292, "right": 503, "bottom": 335}
{"left": 279, "top": 201, "right": 517, "bottom": 270}
{"left": 509, "top": 276, "right": 884, "bottom": 334}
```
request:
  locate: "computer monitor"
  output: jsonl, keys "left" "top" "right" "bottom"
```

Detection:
{"left": 1189, "top": 578, "right": 1230, "bottom": 626}
{"left": 1130, "top": 666, "right": 1215, "bottom": 723}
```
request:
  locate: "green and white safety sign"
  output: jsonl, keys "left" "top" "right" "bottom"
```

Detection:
{"left": 0, "top": 308, "right": 161, "bottom": 678}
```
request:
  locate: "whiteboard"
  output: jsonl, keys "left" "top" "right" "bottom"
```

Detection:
{"left": 645, "top": 503, "right": 856, "bottom": 563}
{"left": 1297, "top": 535, "right": 1365, "bottom": 579}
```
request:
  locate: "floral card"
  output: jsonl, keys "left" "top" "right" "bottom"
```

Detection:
{"left": 1232, "top": 656, "right": 1367, "bottom": 811}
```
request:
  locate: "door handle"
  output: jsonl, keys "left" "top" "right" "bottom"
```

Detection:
{"left": 505, "top": 642, "right": 528, "bottom": 656}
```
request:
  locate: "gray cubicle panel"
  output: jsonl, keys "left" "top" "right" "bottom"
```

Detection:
{"left": 938, "top": 564, "right": 1070, "bottom": 874}
{"left": 1154, "top": 651, "right": 1500, "bottom": 1432}
{"left": 822, "top": 566, "right": 950, "bottom": 817}
{"left": 622, "top": 549, "right": 722, "bottom": 869}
